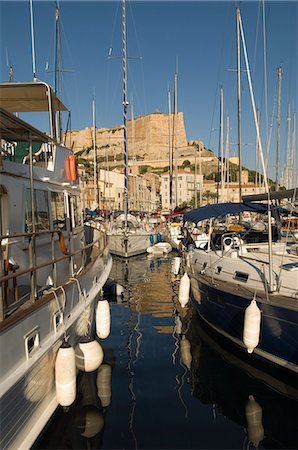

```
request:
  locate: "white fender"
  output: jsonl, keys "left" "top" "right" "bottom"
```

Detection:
{"left": 55, "top": 341, "right": 76, "bottom": 406}
{"left": 245, "top": 395, "right": 264, "bottom": 447}
{"left": 75, "top": 338, "right": 104, "bottom": 372}
{"left": 116, "top": 284, "right": 125, "bottom": 297}
{"left": 174, "top": 315, "right": 182, "bottom": 335}
{"left": 180, "top": 336, "right": 192, "bottom": 370}
{"left": 243, "top": 299, "right": 261, "bottom": 353}
{"left": 178, "top": 272, "right": 190, "bottom": 307}
{"left": 97, "top": 364, "right": 112, "bottom": 407}
{"left": 96, "top": 300, "right": 111, "bottom": 339}
{"left": 172, "top": 256, "right": 181, "bottom": 275}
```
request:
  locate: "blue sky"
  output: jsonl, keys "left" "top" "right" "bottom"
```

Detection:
{"left": 0, "top": 1, "right": 297, "bottom": 180}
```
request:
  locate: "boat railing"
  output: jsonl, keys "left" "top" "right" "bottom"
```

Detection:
{"left": 0, "top": 226, "right": 107, "bottom": 321}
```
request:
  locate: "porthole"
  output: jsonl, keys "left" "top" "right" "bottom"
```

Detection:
{"left": 234, "top": 271, "right": 249, "bottom": 283}
{"left": 24, "top": 327, "right": 40, "bottom": 359}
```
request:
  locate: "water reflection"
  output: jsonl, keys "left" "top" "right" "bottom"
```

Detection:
{"left": 182, "top": 308, "right": 298, "bottom": 450}
{"left": 35, "top": 254, "right": 297, "bottom": 450}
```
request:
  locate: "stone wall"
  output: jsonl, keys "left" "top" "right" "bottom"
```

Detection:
{"left": 64, "top": 112, "right": 188, "bottom": 162}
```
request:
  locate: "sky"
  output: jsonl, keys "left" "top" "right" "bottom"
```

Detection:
{"left": 0, "top": 0, "right": 297, "bottom": 181}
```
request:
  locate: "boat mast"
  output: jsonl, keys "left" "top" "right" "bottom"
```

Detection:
{"left": 275, "top": 65, "right": 282, "bottom": 191}
{"left": 168, "top": 87, "right": 173, "bottom": 212}
{"left": 219, "top": 86, "right": 224, "bottom": 202}
{"left": 286, "top": 102, "right": 291, "bottom": 189}
{"left": 55, "top": 2, "right": 63, "bottom": 141}
{"left": 292, "top": 111, "right": 297, "bottom": 188}
{"left": 29, "top": 0, "right": 37, "bottom": 81}
{"left": 236, "top": 6, "right": 242, "bottom": 201}
{"left": 238, "top": 8, "right": 275, "bottom": 292}
{"left": 174, "top": 71, "right": 178, "bottom": 210}
{"left": 225, "top": 115, "right": 230, "bottom": 201}
{"left": 131, "top": 97, "right": 137, "bottom": 210}
{"left": 122, "top": 0, "right": 129, "bottom": 230}
{"left": 92, "top": 95, "right": 98, "bottom": 208}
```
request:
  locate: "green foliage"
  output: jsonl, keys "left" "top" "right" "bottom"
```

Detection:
{"left": 139, "top": 165, "right": 151, "bottom": 174}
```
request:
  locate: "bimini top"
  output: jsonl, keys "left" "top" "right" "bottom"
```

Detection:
{"left": 0, "top": 82, "right": 68, "bottom": 113}
{"left": 0, "top": 106, "right": 51, "bottom": 143}
{"left": 184, "top": 202, "right": 270, "bottom": 223}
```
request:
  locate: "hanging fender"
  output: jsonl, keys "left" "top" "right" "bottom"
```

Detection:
{"left": 64, "top": 155, "right": 77, "bottom": 181}
{"left": 69, "top": 154, "right": 77, "bottom": 181}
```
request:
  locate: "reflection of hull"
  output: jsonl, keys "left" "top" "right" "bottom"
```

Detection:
{"left": 187, "top": 311, "right": 298, "bottom": 450}
{"left": 0, "top": 250, "right": 112, "bottom": 450}
{"left": 35, "top": 369, "right": 109, "bottom": 449}
{"left": 109, "top": 253, "right": 150, "bottom": 287}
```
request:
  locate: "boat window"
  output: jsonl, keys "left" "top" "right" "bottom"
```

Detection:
{"left": 25, "top": 189, "right": 50, "bottom": 232}
{"left": 281, "top": 262, "right": 298, "bottom": 271}
{"left": 233, "top": 271, "right": 249, "bottom": 282}
{"left": 200, "top": 262, "right": 207, "bottom": 274}
{"left": 215, "top": 266, "right": 222, "bottom": 274}
{"left": 51, "top": 192, "right": 66, "bottom": 230}
{"left": 72, "top": 195, "right": 82, "bottom": 228}
{"left": 24, "top": 327, "right": 40, "bottom": 359}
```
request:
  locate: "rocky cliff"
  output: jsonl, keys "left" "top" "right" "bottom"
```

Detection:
{"left": 65, "top": 112, "right": 188, "bottom": 160}
{"left": 64, "top": 111, "right": 218, "bottom": 175}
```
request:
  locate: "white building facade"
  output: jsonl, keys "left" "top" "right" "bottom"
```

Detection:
{"left": 160, "top": 170, "right": 203, "bottom": 210}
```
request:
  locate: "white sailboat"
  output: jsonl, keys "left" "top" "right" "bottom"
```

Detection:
{"left": 185, "top": 6, "right": 298, "bottom": 379}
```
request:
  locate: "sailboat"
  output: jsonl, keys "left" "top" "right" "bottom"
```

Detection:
{"left": 107, "top": 0, "right": 160, "bottom": 258}
{"left": 0, "top": 4, "right": 112, "bottom": 449}
{"left": 184, "top": 6, "right": 298, "bottom": 379}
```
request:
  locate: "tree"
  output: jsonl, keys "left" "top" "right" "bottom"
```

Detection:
{"left": 203, "top": 190, "right": 217, "bottom": 204}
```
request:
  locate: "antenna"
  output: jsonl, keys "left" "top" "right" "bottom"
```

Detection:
{"left": 6, "top": 48, "right": 13, "bottom": 82}
{"left": 29, "top": 0, "right": 37, "bottom": 81}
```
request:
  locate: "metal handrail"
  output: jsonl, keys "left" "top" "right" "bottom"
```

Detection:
{"left": 0, "top": 226, "right": 107, "bottom": 320}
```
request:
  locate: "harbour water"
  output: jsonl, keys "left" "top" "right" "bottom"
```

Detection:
{"left": 34, "top": 253, "right": 297, "bottom": 450}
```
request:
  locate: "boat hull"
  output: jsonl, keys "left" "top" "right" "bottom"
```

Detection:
{"left": 0, "top": 250, "right": 112, "bottom": 450}
{"left": 108, "top": 231, "right": 158, "bottom": 257}
{"left": 189, "top": 275, "right": 298, "bottom": 374}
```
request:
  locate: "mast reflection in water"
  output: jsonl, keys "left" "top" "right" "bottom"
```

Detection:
{"left": 35, "top": 253, "right": 297, "bottom": 450}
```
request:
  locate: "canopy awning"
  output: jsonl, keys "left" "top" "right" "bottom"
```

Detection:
{"left": 184, "top": 202, "right": 269, "bottom": 223}
{"left": 0, "top": 82, "right": 68, "bottom": 113}
{"left": 0, "top": 106, "right": 51, "bottom": 143}
{"left": 242, "top": 188, "right": 298, "bottom": 202}
{"left": 184, "top": 202, "right": 298, "bottom": 223}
